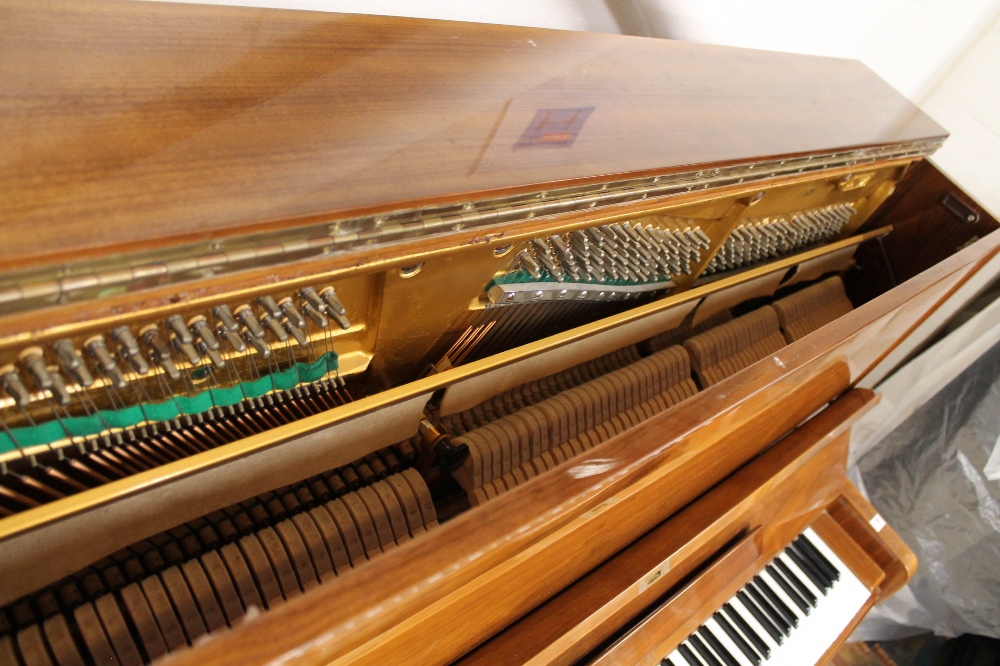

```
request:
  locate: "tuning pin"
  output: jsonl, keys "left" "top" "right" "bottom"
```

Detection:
{"left": 84, "top": 336, "right": 127, "bottom": 390}
{"left": 518, "top": 251, "right": 543, "bottom": 280}
{"left": 277, "top": 298, "right": 306, "bottom": 329}
{"left": 301, "top": 303, "right": 328, "bottom": 328}
{"left": 260, "top": 312, "right": 288, "bottom": 342}
{"left": 243, "top": 328, "right": 271, "bottom": 358}
{"left": 300, "top": 287, "right": 326, "bottom": 313}
{"left": 214, "top": 304, "right": 239, "bottom": 332}
{"left": 234, "top": 305, "right": 265, "bottom": 339}
{"left": 196, "top": 340, "right": 226, "bottom": 370}
{"left": 47, "top": 366, "right": 72, "bottom": 406}
{"left": 165, "top": 314, "right": 193, "bottom": 345}
{"left": 694, "top": 228, "right": 712, "bottom": 248}
{"left": 53, "top": 339, "right": 94, "bottom": 388}
{"left": 257, "top": 296, "right": 282, "bottom": 319}
{"left": 18, "top": 347, "right": 53, "bottom": 391}
{"left": 214, "top": 306, "right": 246, "bottom": 352}
{"left": 0, "top": 365, "right": 31, "bottom": 408}
{"left": 319, "top": 288, "right": 351, "bottom": 330}
{"left": 283, "top": 319, "right": 308, "bottom": 346}
{"left": 189, "top": 316, "right": 220, "bottom": 351}
{"left": 112, "top": 326, "right": 150, "bottom": 374}
{"left": 141, "top": 325, "right": 181, "bottom": 381}
{"left": 165, "top": 315, "right": 201, "bottom": 366}
{"left": 219, "top": 324, "right": 246, "bottom": 353}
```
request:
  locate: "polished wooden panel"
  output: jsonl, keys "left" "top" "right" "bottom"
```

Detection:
{"left": 1, "top": 0, "right": 945, "bottom": 269}
{"left": 829, "top": 482, "right": 917, "bottom": 599}
{"left": 463, "top": 390, "right": 875, "bottom": 665}
{"left": 589, "top": 532, "right": 764, "bottom": 666}
{"left": 164, "top": 230, "right": 1000, "bottom": 666}
{"left": 810, "top": 512, "right": 887, "bottom": 666}
{"left": 851, "top": 161, "right": 1000, "bottom": 303}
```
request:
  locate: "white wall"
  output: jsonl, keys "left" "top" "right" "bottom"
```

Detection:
{"left": 620, "top": 0, "right": 999, "bottom": 102}
{"left": 920, "top": 13, "right": 1000, "bottom": 215}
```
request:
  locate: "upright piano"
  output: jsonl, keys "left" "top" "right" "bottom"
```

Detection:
{"left": 0, "top": 1, "right": 998, "bottom": 664}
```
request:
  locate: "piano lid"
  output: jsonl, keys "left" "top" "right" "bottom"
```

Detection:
{"left": 0, "top": 0, "right": 945, "bottom": 271}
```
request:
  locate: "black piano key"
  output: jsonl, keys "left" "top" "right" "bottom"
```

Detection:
{"left": 751, "top": 577, "right": 797, "bottom": 630}
{"left": 786, "top": 541, "right": 832, "bottom": 591}
{"left": 738, "top": 589, "right": 786, "bottom": 641}
{"left": 678, "top": 643, "right": 706, "bottom": 666}
{"left": 796, "top": 535, "right": 840, "bottom": 582}
{"left": 689, "top": 634, "right": 724, "bottom": 666}
{"left": 776, "top": 555, "right": 818, "bottom": 606}
{"left": 660, "top": 659, "right": 676, "bottom": 666}
{"left": 714, "top": 611, "right": 761, "bottom": 665}
{"left": 698, "top": 625, "right": 741, "bottom": 666}
{"left": 790, "top": 537, "right": 836, "bottom": 588}
{"left": 723, "top": 603, "right": 770, "bottom": 658}
{"left": 765, "top": 564, "right": 811, "bottom": 613}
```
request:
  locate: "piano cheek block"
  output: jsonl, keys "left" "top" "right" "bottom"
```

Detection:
{"left": 0, "top": 3, "right": 996, "bottom": 666}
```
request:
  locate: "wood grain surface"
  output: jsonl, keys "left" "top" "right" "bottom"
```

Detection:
{"left": 1, "top": 0, "right": 945, "bottom": 269}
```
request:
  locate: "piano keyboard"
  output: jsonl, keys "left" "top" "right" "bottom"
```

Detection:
{"left": 661, "top": 528, "right": 870, "bottom": 666}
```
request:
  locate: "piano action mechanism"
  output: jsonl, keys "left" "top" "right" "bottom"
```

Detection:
{"left": 0, "top": 1, "right": 998, "bottom": 664}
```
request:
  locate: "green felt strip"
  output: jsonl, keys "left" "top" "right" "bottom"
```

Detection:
{"left": 487, "top": 269, "right": 667, "bottom": 290}
{"left": 0, "top": 352, "right": 338, "bottom": 455}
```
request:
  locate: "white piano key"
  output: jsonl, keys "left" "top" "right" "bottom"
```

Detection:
{"left": 802, "top": 527, "right": 848, "bottom": 576}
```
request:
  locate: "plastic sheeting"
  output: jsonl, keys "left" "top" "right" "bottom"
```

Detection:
{"left": 851, "top": 339, "right": 1000, "bottom": 641}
